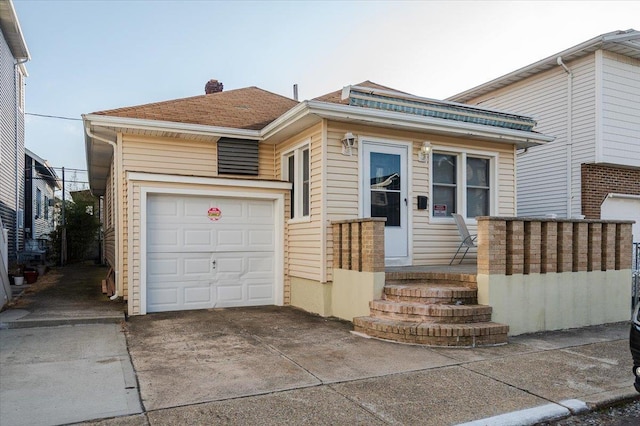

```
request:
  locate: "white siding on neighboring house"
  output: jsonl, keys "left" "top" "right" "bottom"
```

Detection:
{"left": 0, "top": 28, "right": 25, "bottom": 263}
{"left": 599, "top": 51, "right": 640, "bottom": 167}
{"left": 465, "top": 54, "right": 597, "bottom": 218}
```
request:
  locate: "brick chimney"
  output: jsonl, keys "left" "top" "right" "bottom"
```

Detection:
{"left": 205, "top": 79, "right": 223, "bottom": 94}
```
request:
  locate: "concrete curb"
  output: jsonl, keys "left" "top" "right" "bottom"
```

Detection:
{"left": 580, "top": 386, "right": 639, "bottom": 410}
{"left": 455, "top": 392, "right": 639, "bottom": 426}
{"left": 455, "top": 402, "right": 571, "bottom": 426}
{"left": 0, "top": 315, "right": 124, "bottom": 329}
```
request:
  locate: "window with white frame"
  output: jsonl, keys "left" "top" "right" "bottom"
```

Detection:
{"left": 284, "top": 144, "right": 310, "bottom": 219}
{"left": 44, "top": 196, "right": 49, "bottom": 220}
{"left": 432, "top": 150, "right": 494, "bottom": 219}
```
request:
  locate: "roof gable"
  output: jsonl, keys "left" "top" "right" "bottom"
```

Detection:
{"left": 93, "top": 87, "right": 298, "bottom": 130}
{"left": 449, "top": 29, "right": 640, "bottom": 103}
{"left": 314, "top": 80, "right": 410, "bottom": 105}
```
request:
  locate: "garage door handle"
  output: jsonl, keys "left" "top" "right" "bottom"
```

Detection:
{"left": 212, "top": 260, "right": 216, "bottom": 270}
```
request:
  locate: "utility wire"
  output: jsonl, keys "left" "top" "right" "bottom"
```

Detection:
{"left": 26, "top": 112, "right": 82, "bottom": 121}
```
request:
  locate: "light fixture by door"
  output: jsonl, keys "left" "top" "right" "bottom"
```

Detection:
{"left": 418, "top": 141, "right": 431, "bottom": 163}
{"left": 341, "top": 132, "right": 357, "bottom": 156}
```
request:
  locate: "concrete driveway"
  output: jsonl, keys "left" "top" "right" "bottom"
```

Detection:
{"left": 124, "top": 306, "right": 635, "bottom": 425}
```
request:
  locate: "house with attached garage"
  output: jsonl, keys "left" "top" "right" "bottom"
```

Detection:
{"left": 84, "top": 78, "right": 633, "bottom": 344}
{"left": 448, "top": 29, "right": 640, "bottom": 240}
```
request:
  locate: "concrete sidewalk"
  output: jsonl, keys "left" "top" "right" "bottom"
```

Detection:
{"left": 1, "top": 264, "right": 638, "bottom": 425}
{"left": 0, "top": 264, "right": 140, "bottom": 426}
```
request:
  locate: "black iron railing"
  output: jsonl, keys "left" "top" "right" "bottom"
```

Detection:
{"left": 633, "top": 242, "right": 640, "bottom": 312}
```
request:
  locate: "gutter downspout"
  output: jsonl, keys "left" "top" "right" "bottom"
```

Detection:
{"left": 557, "top": 57, "right": 573, "bottom": 218}
{"left": 84, "top": 125, "right": 120, "bottom": 300}
{"left": 14, "top": 59, "right": 28, "bottom": 258}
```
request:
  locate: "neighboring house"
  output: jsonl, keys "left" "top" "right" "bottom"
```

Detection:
{"left": 0, "top": 0, "right": 29, "bottom": 307}
{"left": 84, "top": 79, "right": 553, "bottom": 317}
{"left": 448, "top": 29, "right": 640, "bottom": 239}
{"left": 24, "top": 148, "right": 60, "bottom": 246}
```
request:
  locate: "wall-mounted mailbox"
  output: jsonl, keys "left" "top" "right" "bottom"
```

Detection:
{"left": 417, "top": 195, "right": 428, "bottom": 210}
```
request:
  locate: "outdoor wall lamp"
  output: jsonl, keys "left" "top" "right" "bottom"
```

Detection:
{"left": 341, "top": 132, "right": 357, "bottom": 156}
{"left": 418, "top": 141, "right": 432, "bottom": 163}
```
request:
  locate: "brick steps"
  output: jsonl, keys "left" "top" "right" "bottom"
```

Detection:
{"left": 354, "top": 272, "right": 508, "bottom": 347}
{"left": 369, "top": 300, "right": 493, "bottom": 323}
{"left": 383, "top": 285, "right": 477, "bottom": 304}
{"left": 385, "top": 271, "right": 477, "bottom": 288}
{"left": 353, "top": 316, "right": 509, "bottom": 347}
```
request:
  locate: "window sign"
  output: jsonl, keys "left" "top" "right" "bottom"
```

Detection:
{"left": 208, "top": 207, "right": 222, "bottom": 221}
{"left": 433, "top": 204, "right": 448, "bottom": 217}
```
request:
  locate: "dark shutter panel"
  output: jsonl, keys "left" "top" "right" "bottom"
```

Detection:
{"left": 217, "top": 138, "right": 259, "bottom": 175}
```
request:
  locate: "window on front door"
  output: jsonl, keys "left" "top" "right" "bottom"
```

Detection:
{"left": 432, "top": 151, "right": 493, "bottom": 218}
{"left": 285, "top": 145, "right": 310, "bottom": 219}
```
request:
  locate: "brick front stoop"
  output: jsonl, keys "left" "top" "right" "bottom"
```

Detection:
{"left": 353, "top": 271, "right": 509, "bottom": 347}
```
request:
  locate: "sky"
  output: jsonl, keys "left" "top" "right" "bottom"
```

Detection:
{"left": 12, "top": 0, "right": 640, "bottom": 184}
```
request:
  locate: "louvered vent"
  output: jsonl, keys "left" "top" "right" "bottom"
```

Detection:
{"left": 217, "top": 138, "right": 259, "bottom": 175}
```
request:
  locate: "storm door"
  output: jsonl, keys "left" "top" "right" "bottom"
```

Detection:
{"left": 362, "top": 142, "right": 409, "bottom": 265}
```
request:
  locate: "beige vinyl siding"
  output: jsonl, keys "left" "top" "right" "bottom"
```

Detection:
{"left": 259, "top": 143, "right": 276, "bottom": 180}
{"left": 121, "top": 160, "right": 129, "bottom": 301}
{"left": 104, "top": 163, "right": 116, "bottom": 267}
{"left": 122, "top": 135, "right": 217, "bottom": 177}
{"left": 275, "top": 123, "right": 324, "bottom": 285}
{"left": 129, "top": 182, "right": 140, "bottom": 311}
{"left": 600, "top": 51, "right": 640, "bottom": 167}
{"left": 324, "top": 121, "right": 516, "bottom": 268}
{"left": 121, "top": 134, "right": 278, "bottom": 180}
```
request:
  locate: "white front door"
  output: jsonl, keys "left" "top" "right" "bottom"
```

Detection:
{"left": 362, "top": 142, "right": 409, "bottom": 265}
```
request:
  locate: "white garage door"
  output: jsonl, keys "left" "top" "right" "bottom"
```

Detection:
{"left": 146, "top": 194, "right": 276, "bottom": 313}
{"left": 601, "top": 194, "right": 640, "bottom": 241}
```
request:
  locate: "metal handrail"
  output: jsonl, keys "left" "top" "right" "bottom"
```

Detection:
{"left": 633, "top": 242, "right": 640, "bottom": 313}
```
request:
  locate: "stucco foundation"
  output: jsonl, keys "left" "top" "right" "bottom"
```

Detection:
{"left": 289, "top": 270, "right": 385, "bottom": 321}
{"left": 331, "top": 269, "right": 385, "bottom": 321}
{"left": 290, "top": 277, "right": 332, "bottom": 317}
{"left": 477, "top": 270, "right": 631, "bottom": 335}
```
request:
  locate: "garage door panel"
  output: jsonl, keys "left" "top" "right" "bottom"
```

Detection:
{"left": 148, "top": 198, "right": 179, "bottom": 217}
{"left": 248, "top": 282, "right": 275, "bottom": 302}
{"left": 148, "top": 280, "right": 214, "bottom": 313}
{"left": 184, "top": 228, "right": 214, "bottom": 247}
{"left": 148, "top": 253, "right": 212, "bottom": 282}
{"left": 216, "top": 283, "right": 244, "bottom": 304}
{"left": 248, "top": 202, "right": 274, "bottom": 220}
{"left": 249, "top": 230, "right": 274, "bottom": 247}
{"left": 146, "top": 194, "right": 276, "bottom": 313}
{"left": 147, "top": 257, "right": 179, "bottom": 278}
{"left": 147, "top": 227, "right": 180, "bottom": 251}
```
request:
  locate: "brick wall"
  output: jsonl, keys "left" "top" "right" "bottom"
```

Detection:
{"left": 582, "top": 164, "right": 640, "bottom": 219}
{"left": 477, "top": 217, "right": 633, "bottom": 275}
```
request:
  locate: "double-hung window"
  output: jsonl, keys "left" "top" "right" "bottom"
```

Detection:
{"left": 284, "top": 143, "right": 310, "bottom": 219}
{"left": 432, "top": 150, "right": 494, "bottom": 219}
